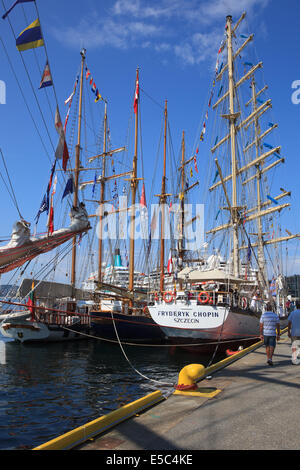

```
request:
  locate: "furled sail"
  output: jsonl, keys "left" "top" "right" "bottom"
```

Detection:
{"left": 0, "top": 203, "right": 90, "bottom": 274}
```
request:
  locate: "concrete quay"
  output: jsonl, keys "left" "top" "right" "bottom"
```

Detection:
{"left": 78, "top": 334, "right": 299, "bottom": 451}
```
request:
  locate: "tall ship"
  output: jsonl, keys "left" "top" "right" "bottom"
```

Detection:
{"left": 148, "top": 12, "right": 298, "bottom": 352}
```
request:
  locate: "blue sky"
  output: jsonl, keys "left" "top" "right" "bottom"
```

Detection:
{"left": 0, "top": 0, "right": 299, "bottom": 285}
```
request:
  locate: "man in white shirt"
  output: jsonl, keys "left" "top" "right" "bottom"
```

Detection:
{"left": 288, "top": 300, "right": 300, "bottom": 365}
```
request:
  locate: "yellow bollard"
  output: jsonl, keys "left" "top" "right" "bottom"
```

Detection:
{"left": 174, "top": 364, "right": 221, "bottom": 398}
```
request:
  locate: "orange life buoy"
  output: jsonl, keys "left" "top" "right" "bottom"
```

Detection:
{"left": 163, "top": 291, "right": 174, "bottom": 303}
{"left": 198, "top": 291, "right": 210, "bottom": 304}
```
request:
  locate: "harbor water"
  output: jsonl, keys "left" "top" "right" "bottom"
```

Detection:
{"left": 0, "top": 334, "right": 225, "bottom": 450}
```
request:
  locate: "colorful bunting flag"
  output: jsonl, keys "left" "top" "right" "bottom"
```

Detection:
{"left": 16, "top": 18, "right": 44, "bottom": 51}
{"left": 194, "top": 156, "right": 198, "bottom": 173}
{"left": 39, "top": 61, "right": 53, "bottom": 89}
{"left": 62, "top": 176, "right": 74, "bottom": 200}
{"left": 54, "top": 106, "right": 69, "bottom": 170}
{"left": 2, "top": 0, "right": 34, "bottom": 20}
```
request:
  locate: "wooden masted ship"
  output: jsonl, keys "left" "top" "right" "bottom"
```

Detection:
{"left": 148, "top": 12, "right": 298, "bottom": 352}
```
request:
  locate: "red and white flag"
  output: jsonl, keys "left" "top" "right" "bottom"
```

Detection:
{"left": 54, "top": 106, "right": 69, "bottom": 171}
{"left": 167, "top": 250, "right": 173, "bottom": 274}
{"left": 133, "top": 70, "right": 139, "bottom": 114}
{"left": 140, "top": 183, "right": 146, "bottom": 207}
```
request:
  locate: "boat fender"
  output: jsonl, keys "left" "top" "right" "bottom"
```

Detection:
{"left": 198, "top": 291, "right": 210, "bottom": 304}
{"left": 163, "top": 291, "right": 174, "bottom": 303}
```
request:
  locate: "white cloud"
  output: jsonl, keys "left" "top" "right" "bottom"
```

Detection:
{"left": 52, "top": 0, "right": 270, "bottom": 66}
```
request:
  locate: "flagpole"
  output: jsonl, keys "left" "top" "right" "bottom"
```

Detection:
{"left": 71, "top": 48, "right": 85, "bottom": 288}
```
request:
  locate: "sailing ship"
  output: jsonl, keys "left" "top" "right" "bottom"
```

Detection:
{"left": 0, "top": 44, "right": 95, "bottom": 342}
{"left": 86, "top": 72, "right": 168, "bottom": 344}
{"left": 147, "top": 12, "right": 298, "bottom": 352}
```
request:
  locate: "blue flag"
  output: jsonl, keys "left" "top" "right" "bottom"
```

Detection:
{"left": 247, "top": 240, "right": 252, "bottom": 262}
{"left": 2, "top": 0, "right": 34, "bottom": 20}
{"left": 92, "top": 172, "right": 97, "bottom": 198}
{"left": 62, "top": 177, "right": 74, "bottom": 200}
{"left": 35, "top": 193, "right": 49, "bottom": 224}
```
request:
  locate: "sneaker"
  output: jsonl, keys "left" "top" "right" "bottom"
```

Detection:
{"left": 267, "top": 359, "right": 273, "bottom": 366}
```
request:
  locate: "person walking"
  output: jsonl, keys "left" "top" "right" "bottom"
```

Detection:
{"left": 288, "top": 299, "right": 300, "bottom": 364}
{"left": 259, "top": 302, "right": 280, "bottom": 366}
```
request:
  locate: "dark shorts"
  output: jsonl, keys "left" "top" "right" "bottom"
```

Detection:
{"left": 264, "top": 336, "right": 276, "bottom": 348}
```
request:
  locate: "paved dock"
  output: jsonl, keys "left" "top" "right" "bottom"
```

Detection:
{"left": 77, "top": 334, "right": 300, "bottom": 451}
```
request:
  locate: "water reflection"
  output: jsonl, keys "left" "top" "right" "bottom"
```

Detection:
{"left": 0, "top": 337, "right": 225, "bottom": 450}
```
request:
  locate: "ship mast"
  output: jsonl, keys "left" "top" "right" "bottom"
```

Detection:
{"left": 71, "top": 48, "right": 85, "bottom": 288}
{"left": 226, "top": 15, "right": 240, "bottom": 278}
{"left": 97, "top": 101, "right": 107, "bottom": 285}
{"left": 178, "top": 130, "right": 185, "bottom": 266}
{"left": 250, "top": 76, "right": 267, "bottom": 286}
{"left": 159, "top": 100, "right": 168, "bottom": 293}
{"left": 128, "top": 68, "right": 139, "bottom": 299}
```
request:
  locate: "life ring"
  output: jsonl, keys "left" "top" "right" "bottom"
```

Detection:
{"left": 163, "top": 291, "right": 174, "bottom": 303}
{"left": 241, "top": 297, "right": 248, "bottom": 310}
{"left": 143, "top": 306, "right": 150, "bottom": 316}
{"left": 198, "top": 291, "right": 210, "bottom": 304}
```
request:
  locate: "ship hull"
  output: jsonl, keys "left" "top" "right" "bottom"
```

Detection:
{"left": 0, "top": 318, "right": 91, "bottom": 343}
{"left": 90, "top": 311, "right": 166, "bottom": 344}
{"left": 148, "top": 303, "right": 287, "bottom": 353}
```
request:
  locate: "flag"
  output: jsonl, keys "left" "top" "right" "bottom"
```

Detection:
{"left": 65, "top": 91, "right": 75, "bottom": 105}
{"left": 62, "top": 176, "right": 74, "bottom": 200}
{"left": 26, "top": 280, "right": 35, "bottom": 318}
{"left": 95, "top": 88, "right": 102, "bottom": 103}
{"left": 133, "top": 70, "right": 139, "bottom": 114}
{"left": 190, "top": 167, "right": 193, "bottom": 178}
{"left": 85, "top": 68, "right": 91, "bottom": 80}
{"left": 140, "top": 183, "right": 146, "bottom": 207}
{"left": 167, "top": 250, "right": 173, "bottom": 274}
{"left": 2, "top": 0, "right": 34, "bottom": 19}
{"left": 39, "top": 61, "right": 52, "bottom": 89}
{"left": 64, "top": 76, "right": 78, "bottom": 131}
{"left": 194, "top": 156, "right": 198, "bottom": 173}
{"left": 247, "top": 240, "right": 252, "bottom": 262}
{"left": 92, "top": 172, "right": 97, "bottom": 198}
{"left": 55, "top": 105, "right": 63, "bottom": 133}
{"left": 55, "top": 106, "right": 69, "bottom": 170}
{"left": 35, "top": 193, "right": 49, "bottom": 224}
{"left": 16, "top": 18, "right": 44, "bottom": 51}
{"left": 48, "top": 205, "right": 54, "bottom": 234}
{"left": 46, "top": 160, "right": 56, "bottom": 207}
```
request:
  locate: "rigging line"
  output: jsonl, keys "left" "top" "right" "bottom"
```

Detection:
{"left": 95, "top": 309, "right": 170, "bottom": 388}
{"left": 1, "top": 0, "right": 56, "bottom": 153}
{"left": 20, "top": 2, "right": 54, "bottom": 123}
{"left": 0, "top": 35, "right": 51, "bottom": 161}
{"left": 33, "top": 0, "right": 60, "bottom": 109}
{"left": 0, "top": 160, "right": 21, "bottom": 217}
{"left": 2, "top": 1, "right": 72, "bottom": 201}
{"left": 140, "top": 87, "right": 164, "bottom": 110}
{"left": 0, "top": 148, "right": 23, "bottom": 219}
{"left": 54, "top": 325, "right": 260, "bottom": 348}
